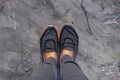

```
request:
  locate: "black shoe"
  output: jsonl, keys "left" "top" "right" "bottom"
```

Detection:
{"left": 40, "top": 26, "right": 58, "bottom": 62}
{"left": 60, "top": 25, "right": 79, "bottom": 60}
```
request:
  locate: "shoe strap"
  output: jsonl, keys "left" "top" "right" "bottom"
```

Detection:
{"left": 44, "top": 39, "right": 57, "bottom": 52}
{"left": 61, "top": 38, "right": 76, "bottom": 52}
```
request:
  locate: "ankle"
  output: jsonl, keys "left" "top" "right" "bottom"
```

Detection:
{"left": 61, "top": 49, "right": 73, "bottom": 59}
{"left": 45, "top": 51, "right": 57, "bottom": 61}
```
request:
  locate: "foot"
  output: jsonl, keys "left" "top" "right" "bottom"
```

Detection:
{"left": 40, "top": 26, "right": 58, "bottom": 62}
{"left": 60, "top": 25, "right": 78, "bottom": 60}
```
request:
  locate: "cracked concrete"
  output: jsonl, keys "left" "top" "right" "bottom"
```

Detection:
{"left": 0, "top": 0, "right": 120, "bottom": 80}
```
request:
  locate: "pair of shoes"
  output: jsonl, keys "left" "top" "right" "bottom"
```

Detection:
{"left": 40, "top": 25, "right": 78, "bottom": 62}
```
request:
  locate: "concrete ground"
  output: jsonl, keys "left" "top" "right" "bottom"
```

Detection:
{"left": 0, "top": 0, "right": 120, "bottom": 80}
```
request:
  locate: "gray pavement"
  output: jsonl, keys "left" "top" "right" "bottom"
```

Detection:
{"left": 0, "top": 0, "right": 120, "bottom": 80}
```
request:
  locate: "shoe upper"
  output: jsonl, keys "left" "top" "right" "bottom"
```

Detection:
{"left": 40, "top": 27, "right": 58, "bottom": 62}
{"left": 60, "top": 25, "right": 79, "bottom": 59}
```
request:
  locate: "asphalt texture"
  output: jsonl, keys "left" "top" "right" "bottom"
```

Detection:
{"left": 0, "top": 0, "right": 120, "bottom": 80}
